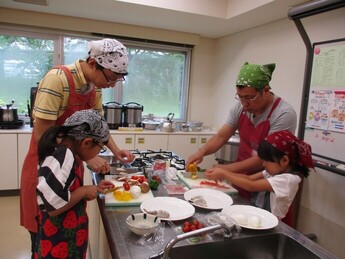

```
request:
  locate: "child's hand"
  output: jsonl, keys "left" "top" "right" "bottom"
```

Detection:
{"left": 83, "top": 185, "right": 99, "bottom": 201}
{"left": 97, "top": 180, "right": 115, "bottom": 193}
{"left": 205, "top": 167, "right": 227, "bottom": 181}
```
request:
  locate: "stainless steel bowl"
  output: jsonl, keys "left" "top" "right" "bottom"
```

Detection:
{"left": 188, "top": 121, "right": 203, "bottom": 131}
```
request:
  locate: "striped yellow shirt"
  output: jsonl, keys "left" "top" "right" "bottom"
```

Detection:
{"left": 33, "top": 60, "right": 103, "bottom": 123}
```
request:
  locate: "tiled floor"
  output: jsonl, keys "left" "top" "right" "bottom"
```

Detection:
{"left": 0, "top": 195, "right": 92, "bottom": 259}
{"left": 0, "top": 195, "right": 31, "bottom": 259}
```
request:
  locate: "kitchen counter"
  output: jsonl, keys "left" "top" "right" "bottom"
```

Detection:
{"left": 1, "top": 124, "right": 216, "bottom": 135}
{"left": 91, "top": 172, "right": 336, "bottom": 259}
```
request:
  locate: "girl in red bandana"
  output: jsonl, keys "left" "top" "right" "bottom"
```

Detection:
{"left": 206, "top": 130, "right": 314, "bottom": 220}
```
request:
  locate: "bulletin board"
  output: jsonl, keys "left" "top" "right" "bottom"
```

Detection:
{"left": 303, "top": 38, "right": 345, "bottom": 173}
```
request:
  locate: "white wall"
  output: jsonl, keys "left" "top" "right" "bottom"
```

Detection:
{"left": 190, "top": 7, "right": 345, "bottom": 258}
{"left": 1, "top": 5, "right": 344, "bottom": 258}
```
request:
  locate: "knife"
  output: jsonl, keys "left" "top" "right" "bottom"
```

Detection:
{"left": 103, "top": 186, "right": 123, "bottom": 194}
{"left": 183, "top": 170, "right": 206, "bottom": 179}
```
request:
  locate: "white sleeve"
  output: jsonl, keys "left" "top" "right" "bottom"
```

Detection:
{"left": 266, "top": 174, "right": 301, "bottom": 219}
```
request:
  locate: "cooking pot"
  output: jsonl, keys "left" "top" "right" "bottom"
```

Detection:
{"left": 159, "top": 113, "right": 176, "bottom": 132}
{"left": 0, "top": 100, "right": 18, "bottom": 122}
{"left": 103, "top": 102, "right": 123, "bottom": 129}
{"left": 215, "top": 133, "right": 240, "bottom": 163}
{"left": 123, "top": 102, "right": 143, "bottom": 127}
{"left": 142, "top": 120, "right": 160, "bottom": 130}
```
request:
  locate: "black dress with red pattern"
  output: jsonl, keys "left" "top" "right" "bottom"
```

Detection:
{"left": 37, "top": 146, "right": 88, "bottom": 259}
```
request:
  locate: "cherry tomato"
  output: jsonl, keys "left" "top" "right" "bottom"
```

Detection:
{"left": 190, "top": 224, "right": 197, "bottom": 231}
{"left": 183, "top": 221, "right": 191, "bottom": 228}
{"left": 151, "top": 175, "right": 161, "bottom": 182}
{"left": 197, "top": 223, "right": 205, "bottom": 229}
{"left": 192, "top": 220, "right": 199, "bottom": 226}
{"left": 123, "top": 182, "right": 130, "bottom": 191}
{"left": 182, "top": 226, "right": 191, "bottom": 233}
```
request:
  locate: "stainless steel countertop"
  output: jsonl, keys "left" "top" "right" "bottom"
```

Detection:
{"left": 92, "top": 172, "right": 337, "bottom": 259}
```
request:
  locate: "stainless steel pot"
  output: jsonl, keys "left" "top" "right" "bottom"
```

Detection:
{"left": 0, "top": 100, "right": 18, "bottom": 122}
{"left": 142, "top": 120, "right": 160, "bottom": 130}
{"left": 215, "top": 133, "right": 240, "bottom": 163}
{"left": 103, "top": 102, "right": 123, "bottom": 129}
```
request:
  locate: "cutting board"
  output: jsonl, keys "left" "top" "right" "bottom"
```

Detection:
{"left": 177, "top": 171, "right": 238, "bottom": 196}
{"left": 104, "top": 175, "right": 154, "bottom": 207}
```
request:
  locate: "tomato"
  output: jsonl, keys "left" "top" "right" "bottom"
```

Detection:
{"left": 151, "top": 175, "right": 161, "bottom": 182}
{"left": 197, "top": 223, "right": 205, "bottom": 229}
{"left": 192, "top": 220, "right": 199, "bottom": 226}
{"left": 182, "top": 219, "right": 206, "bottom": 233}
{"left": 182, "top": 226, "right": 191, "bottom": 233}
{"left": 183, "top": 221, "right": 191, "bottom": 228}
{"left": 123, "top": 182, "right": 130, "bottom": 191}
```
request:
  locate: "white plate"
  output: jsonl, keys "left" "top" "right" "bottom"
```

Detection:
{"left": 184, "top": 188, "right": 233, "bottom": 210}
{"left": 140, "top": 197, "right": 195, "bottom": 221}
{"left": 222, "top": 205, "right": 278, "bottom": 230}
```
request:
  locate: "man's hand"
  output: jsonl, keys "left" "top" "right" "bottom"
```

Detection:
{"left": 114, "top": 149, "right": 135, "bottom": 163}
{"left": 86, "top": 156, "right": 110, "bottom": 174}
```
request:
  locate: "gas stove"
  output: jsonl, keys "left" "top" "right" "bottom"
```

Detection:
{"left": 129, "top": 149, "right": 185, "bottom": 171}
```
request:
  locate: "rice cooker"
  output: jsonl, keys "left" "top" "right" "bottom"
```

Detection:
{"left": 123, "top": 102, "right": 143, "bottom": 127}
{"left": 103, "top": 102, "right": 123, "bottom": 129}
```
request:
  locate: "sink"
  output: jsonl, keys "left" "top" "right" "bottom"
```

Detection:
{"left": 161, "top": 233, "right": 328, "bottom": 259}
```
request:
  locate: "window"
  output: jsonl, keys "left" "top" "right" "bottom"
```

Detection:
{"left": 0, "top": 30, "right": 56, "bottom": 115}
{"left": 0, "top": 27, "right": 192, "bottom": 121}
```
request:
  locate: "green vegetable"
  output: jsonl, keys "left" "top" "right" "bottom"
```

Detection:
{"left": 149, "top": 179, "right": 159, "bottom": 190}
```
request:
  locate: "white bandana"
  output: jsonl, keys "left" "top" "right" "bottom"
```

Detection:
{"left": 89, "top": 38, "right": 128, "bottom": 74}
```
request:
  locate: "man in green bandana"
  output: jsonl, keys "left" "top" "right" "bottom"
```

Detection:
{"left": 187, "top": 62, "right": 297, "bottom": 199}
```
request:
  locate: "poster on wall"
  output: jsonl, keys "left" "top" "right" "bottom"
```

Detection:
{"left": 305, "top": 39, "right": 345, "bottom": 133}
{"left": 303, "top": 38, "right": 345, "bottom": 165}
{"left": 329, "top": 91, "right": 345, "bottom": 133}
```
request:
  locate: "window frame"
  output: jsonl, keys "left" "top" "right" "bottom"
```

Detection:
{"left": 0, "top": 24, "right": 192, "bottom": 121}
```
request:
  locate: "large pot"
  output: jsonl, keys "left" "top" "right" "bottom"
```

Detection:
{"left": 142, "top": 120, "right": 160, "bottom": 130}
{"left": 123, "top": 102, "right": 143, "bottom": 127}
{"left": 103, "top": 102, "right": 123, "bottom": 129}
{"left": 215, "top": 133, "right": 240, "bottom": 163}
{"left": 0, "top": 100, "right": 18, "bottom": 122}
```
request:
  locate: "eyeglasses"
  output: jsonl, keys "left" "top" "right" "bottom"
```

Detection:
{"left": 94, "top": 141, "right": 107, "bottom": 153}
{"left": 235, "top": 90, "right": 263, "bottom": 103}
{"left": 101, "top": 69, "right": 125, "bottom": 85}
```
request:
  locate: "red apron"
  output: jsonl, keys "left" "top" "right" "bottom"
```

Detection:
{"left": 38, "top": 161, "right": 88, "bottom": 259}
{"left": 20, "top": 66, "right": 96, "bottom": 232}
{"left": 235, "top": 98, "right": 281, "bottom": 200}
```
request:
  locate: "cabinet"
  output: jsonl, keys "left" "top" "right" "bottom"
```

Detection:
{"left": 0, "top": 134, "right": 18, "bottom": 190}
{"left": 135, "top": 134, "right": 168, "bottom": 151}
{"left": 18, "top": 134, "right": 31, "bottom": 188}
{"left": 168, "top": 134, "right": 216, "bottom": 169}
{"left": 111, "top": 133, "right": 135, "bottom": 150}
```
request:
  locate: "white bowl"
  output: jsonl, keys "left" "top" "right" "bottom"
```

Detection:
{"left": 126, "top": 213, "right": 161, "bottom": 236}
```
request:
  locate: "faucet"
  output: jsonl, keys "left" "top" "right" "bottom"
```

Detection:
{"left": 148, "top": 223, "right": 234, "bottom": 259}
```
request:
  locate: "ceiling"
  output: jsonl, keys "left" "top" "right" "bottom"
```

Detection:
{"left": 0, "top": 0, "right": 310, "bottom": 38}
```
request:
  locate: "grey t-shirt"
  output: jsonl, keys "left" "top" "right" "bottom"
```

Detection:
{"left": 225, "top": 94, "right": 297, "bottom": 134}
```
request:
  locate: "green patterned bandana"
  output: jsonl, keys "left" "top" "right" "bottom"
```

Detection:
{"left": 236, "top": 62, "right": 276, "bottom": 89}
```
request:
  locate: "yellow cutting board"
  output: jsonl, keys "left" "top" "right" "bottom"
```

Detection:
{"left": 177, "top": 171, "right": 238, "bottom": 196}
{"left": 104, "top": 175, "right": 154, "bottom": 207}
